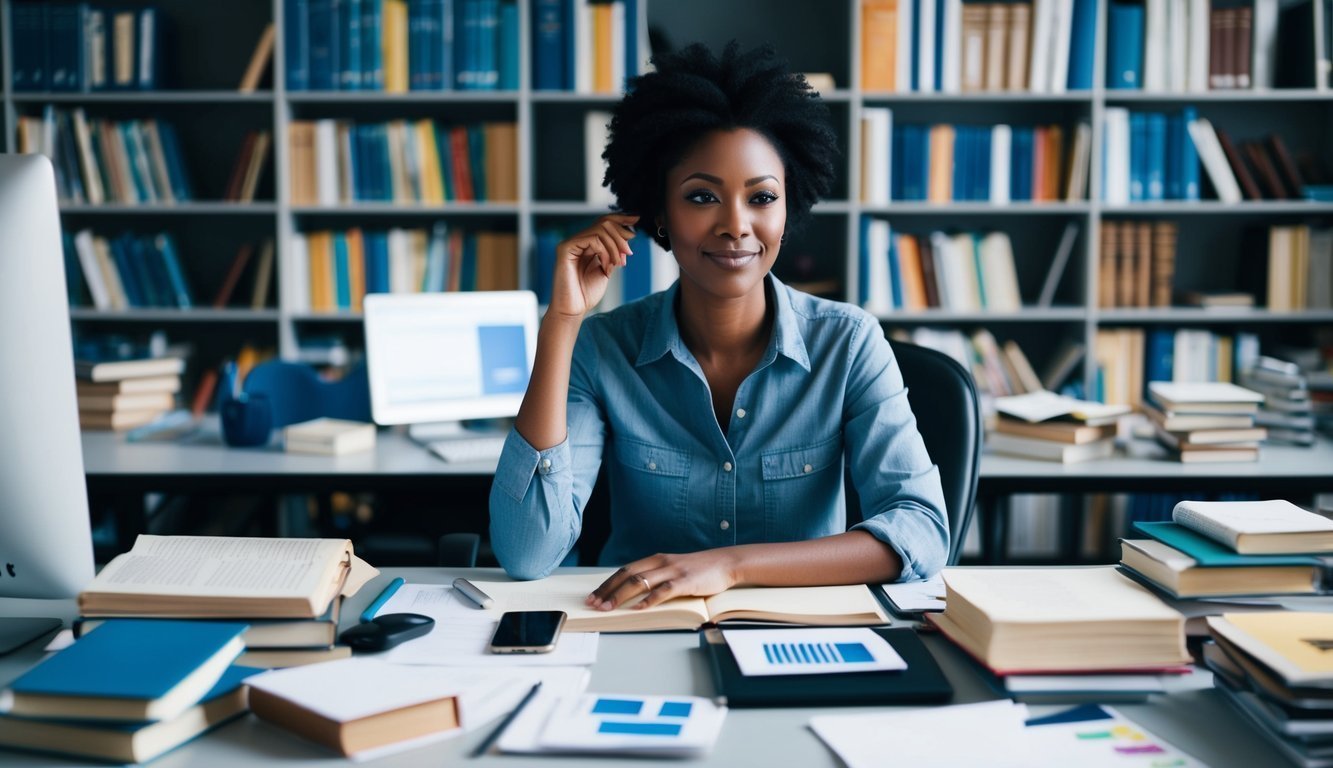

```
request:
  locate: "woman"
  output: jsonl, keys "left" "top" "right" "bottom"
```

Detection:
{"left": 489, "top": 42, "right": 947, "bottom": 610}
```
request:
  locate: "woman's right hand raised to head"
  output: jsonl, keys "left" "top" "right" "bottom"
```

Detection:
{"left": 549, "top": 213, "right": 639, "bottom": 319}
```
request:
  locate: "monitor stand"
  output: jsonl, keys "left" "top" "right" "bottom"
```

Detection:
{"left": 407, "top": 420, "right": 509, "bottom": 444}
{"left": 0, "top": 617, "right": 62, "bottom": 656}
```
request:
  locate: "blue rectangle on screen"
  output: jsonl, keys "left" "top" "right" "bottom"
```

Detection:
{"left": 659, "top": 701, "right": 693, "bottom": 718}
{"left": 477, "top": 325, "right": 529, "bottom": 394}
{"left": 835, "top": 642, "right": 874, "bottom": 663}
{"left": 598, "top": 721, "right": 683, "bottom": 737}
{"left": 591, "top": 698, "right": 644, "bottom": 715}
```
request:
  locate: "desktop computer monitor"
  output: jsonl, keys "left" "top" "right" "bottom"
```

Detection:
{"left": 363, "top": 290, "right": 538, "bottom": 437}
{"left": 0, "top": 154, "right": 97, "bottom": 651}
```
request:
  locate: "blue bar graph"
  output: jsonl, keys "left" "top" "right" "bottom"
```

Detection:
{"left": 762, "top": 641, "right": 875, "bottom": 665}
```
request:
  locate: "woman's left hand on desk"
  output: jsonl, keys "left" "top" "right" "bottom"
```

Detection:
{"left": 586, "top": 550, "right": 740, "bottom": 611}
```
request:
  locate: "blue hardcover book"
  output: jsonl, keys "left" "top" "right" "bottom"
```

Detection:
{"left": 136, "top": 7, "right": 163, "bottom": 90}
{"left": 1145, "top": 112, "right": 1166, "bottom": 201}
{"left": 903, "top": 125, "right": 927, "bottom": 201}
{"left": 478, "top": 0, "right": 500, "bottom": 89}
{"left": 134, "top": 236, "right": 172, "bottom": 307}
{"left": 9, "top": 620, "right": 247, "bottom": 722}
{"left": 62, "top": 232, "right": 87, "bottom": 306}
{"left": 1067, "top": 0, "right": 1097, "bottom": 90}
{"left": 622, "top": 230, "right": 653, "bottom": 302}
{"left": 286, "top": 0, "right": 311, "bottom": 90}
{"left": 858, "top": 216, "right": 871, "bottom": 306}
{"left": 562, "top": 0, "right": 576, "bottom": 90}
{"left": 48, "top": 3, "right": 84, "bottom": 92}
{"left": 333, "top": 232, "right": 352, "bottom": 308}
{"left": 623, "top": 0, "right": 639, "bottom": 85}
{"left": 1143, "top": 329, "right": 1173, "bottom": 398}
{"left": 1133, "top": 522, "right": 1329, "bottom": 569}
{"left": 532, "top": 0, "right": 566, "bottom": 90}
{"left": 379, "top": 124, "right": 395, "bottom": 200}
{"left": 1106, "top": 1, "right": 1143, "bottom": 89}
{"left": 933, "top": 0, "right": 945, "bottom": 92}
{"left": 909, "top": 0, "right": 921, "bottom": 91}
{"left": 308, "top": 0, "right": 339, "bottom": 90}
{"left": 108, "top": 237, "right": 143, "bottom": 307}
{"left": 887, "top": 233, "right": 904, "bottom": 309}
{"left": 362, "top": 0, "right": 384, "bottom": 90}
{"left": 341, "top": 0, "right": 364, "bottom": 89}
{"left": 534, "top": 228, "right": 560, "bottom": 305}
{"left": 363, "top": 230, "right": 390, "bottom": 293}
{"left": 455, "top": 0, "right": 477, "bottom": 88}
{"left": 952, "top": 126, "right": 969, "bottom": 201}
{"left": 156, "top": 234, "right": 194, "bottom": 309}
{"left": 435, "top": 121, "right": 455, "bottom": 199}
{"left": 468, "top": 123, "right": 487, "bottom": 200}
{"left": 1012, "top": 128, "right": 1034, "bottom": 201}
{"left": 439, "top": 0, "right": 456, "bottom": 90}
{"left": 460, "top": 231, "right": 478, "bottom": 289}
{"left": 1164, "top": 113, "right": 1182, "bottom": 200}
{"left": 975, "top": 127, "right": 992, "bottom": 202}
{"left": 499, "top": 0, "right": 519, "bottom": 89}
{"left": 156, "top": 121, "right": 193, "bottom": 201}
{"left": 1178, "top": 106, "right": 1199, "bottom": 200}
{"left": 1128, "top": 111, "right": 1146, "bottom": 201}
{"left": 116, "top": 123, "right": 149, "bottom": 202}
{"left": 10, "top": 4, "right": 36, "bottom": 91}
{"left": 407, "top": 0, "right": 423, "bottom": 89}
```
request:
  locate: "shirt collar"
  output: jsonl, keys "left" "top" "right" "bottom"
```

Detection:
{"left": 635, "top": 274, "right": 811, "bottom": 372}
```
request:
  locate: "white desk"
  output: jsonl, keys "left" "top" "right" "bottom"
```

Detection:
{"left": 0, "top": 568, "right": 1284, "bottom": 767}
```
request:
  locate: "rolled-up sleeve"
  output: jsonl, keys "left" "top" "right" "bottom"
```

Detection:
{"left": 842, "top": 315, "right": 949, "bottom": 581}
{"left": 488, "top": 325, "right": 606, "bottom": 580}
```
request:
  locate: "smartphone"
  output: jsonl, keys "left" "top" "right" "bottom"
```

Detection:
{"left": 487, "top": 610, "right": 566, "bottom": 654}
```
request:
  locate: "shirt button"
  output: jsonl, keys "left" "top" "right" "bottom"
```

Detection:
{"left": 540, "top": 459, "right": 551, "bottom": 473}
{"left": 720, "top": 520, "right": 730, "bottom": 530}
{"left": 736, "top": 408, "right": 747, "bottom": 419}
{"left": 803, "top": 463, "right": 813, "bottom": 474}
{"left": 647, "top": 461, "right": 657, "bottom": 471}
{"left": 722, "top": 461, "right": 733, "bottom": 472}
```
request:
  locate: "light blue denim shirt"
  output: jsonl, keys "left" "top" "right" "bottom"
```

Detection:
{"left": 489, "top": 275, "right": 948, "bottom": 581}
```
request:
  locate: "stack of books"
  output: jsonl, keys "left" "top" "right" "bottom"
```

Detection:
{"left": 1145, "top": 381, "right": 1267, "bottom": 463}
{"left": 988, "top": 391, "right": 1129, "bottom": 464}
{"left": 76, "top": 535, "right": 379, "bottom": 668}
{"left": 75, "top": 355, "right": 185, "bottom": 431}
{"left": 1119, "top": 499, "right": 1332, "bottom": 611}
{"left": 1241, "top": 357, "right": 1317, "bottom": 446}
{"left": 0, "top": 619, "right": 257, "bottom": 763}
{"left": 1206, "top": 612, "right": 1333, "bottom": 767}
{"left": 927, "top": 566, "right": 1191, "bottom": 703}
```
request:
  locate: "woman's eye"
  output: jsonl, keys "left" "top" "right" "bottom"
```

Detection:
{"left": 685, "top": 190, "right": 718, "bottom": 204}
{"left": 751, "top": 191, "right": 779, "bottom": 205}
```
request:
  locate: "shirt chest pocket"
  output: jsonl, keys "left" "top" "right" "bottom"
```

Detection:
{"left": 611, "top": 437, "right": 691, "bottom": 517}
{"left": 761, "top": 435, "right": 844, "bottom": 541}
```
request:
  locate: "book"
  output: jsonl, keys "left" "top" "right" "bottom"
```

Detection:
{"left": 1141, "top": 401, "right": 1255, "bottom": 431}
{"left": 76, "top": 374, "right": 180, "bottom": 396}
{"left": 1147, "top": 381, "right": 1265, "bottom": 413}
{"left": 77, "top": 596, "right": 344, "bottom": 650}
{"left": 1133, "top": 521, "right": 1331, "bottom": 568}
{"left": 0, "top": 665, "right": 257, "bottom": 764}
{"left": 1173, "top": 498, "right": 1333, "bottom": 555}
{"left": 79, "top": 407, "right": 169, "bottom": 431}
{"left": 76, "top": 391, "right": 175, "bottom": 413}
{"left": 993, "top": 416, "right": 1116, "bottom": 445}
{"left": 1208, "top": 613, "right": 1333, "bottom": 686}
{"left": 1168, "top": 445, "right": 1260, "bottom": 464}
{"left": 283, "top": 417, "right": 376, "bottom": 456}
{"left": 7, "top": 619, "right": 247, "bottom": 722}
{"left": 928, "top": 567, "right": 1189, "bottom": 674}
{"left": 74, "top": 355, "right": 185, "bottom": 383}
{"left": 1119, "top": 538, "right": 1319, "bottom": 598}
{"left": 986, "top": 433, "right": 1115, "bottom": 464}
{"left": 79, "top": 535, "right": 379, "bottom": 619}
{"left": 238, "top": 22, "right": 276, "bottom": 92}
{"left": 993, "top": 390, "right": 1130, "bottom": 426}
{"left": 237, "top": 644, "right": 353, "bottom": 669}
{"left": 471, "top": 572, "right": 887, "bottom": 633}
{"left": 1153, "top": 424, "right": 1267, "bottom": 447}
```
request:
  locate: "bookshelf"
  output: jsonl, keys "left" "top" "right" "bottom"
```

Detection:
{"left": 1, "top": 0, "right": 1329, "bottom": 408}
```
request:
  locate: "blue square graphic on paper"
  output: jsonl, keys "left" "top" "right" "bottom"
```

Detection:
{"left": 658, "top": 701, "right": 693, "bottom": 718}
{"left": 598, "top": 722, "right": 682, "bottom": 737}
{"left": 477, "top": 325, "right": 529, "bottom": 395}
{"left": 835, "top": 642, "right": 874, "bottom": 663}
{"left": 592, "top": 698, "right": 644, "bottom": 716}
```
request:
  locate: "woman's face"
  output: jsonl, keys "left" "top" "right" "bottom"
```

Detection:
{"left": 661, "top": 128, "right": 787, "bottom": 302}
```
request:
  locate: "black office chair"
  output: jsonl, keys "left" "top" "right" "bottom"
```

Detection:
{"left": 442, "top": 341, "right": 981, "bottom": 568}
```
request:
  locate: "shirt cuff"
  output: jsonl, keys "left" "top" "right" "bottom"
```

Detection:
{"left": 493, "top": 429, "right": 571, "bottom": 502}
{"left": 851, "top": 505, "right": 949, "bottom": 582}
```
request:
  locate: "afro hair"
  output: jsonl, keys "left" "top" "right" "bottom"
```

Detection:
{"left": 602, "top": 41, "right": 839, "bottom": 251}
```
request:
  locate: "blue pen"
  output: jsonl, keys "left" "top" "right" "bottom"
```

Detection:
{"left": 360, "top": 576, "right": 406, "bottom": 622}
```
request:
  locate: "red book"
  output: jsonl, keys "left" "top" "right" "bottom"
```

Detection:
{"left": 448, "top": 127, "right": 474, "bottom": 202}
{"left": 212, "top": 242, "right": 255, "bottom": 308}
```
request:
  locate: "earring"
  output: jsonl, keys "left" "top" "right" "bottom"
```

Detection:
{"left": 656, "top": 226, "right": 667, "bottom": 239}
{"left": 780, "top": 233, "right": 787, "bottom": 244}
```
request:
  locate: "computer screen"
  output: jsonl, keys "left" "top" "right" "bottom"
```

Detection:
{"left": 363, "top": 291, "right": 539, "bottom": 427}
{"left": 0, "top": 154, "right": 97, "bottom": 647}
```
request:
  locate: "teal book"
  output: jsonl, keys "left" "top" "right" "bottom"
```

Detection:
{"left": 1133, "top": 522, "right": 1329, "bottom": 568}
{"left": 0, "top": 665, "right": 260, "bottom": 764}
{"left": 8, "top": 619, "right": 247, "bottom": 722}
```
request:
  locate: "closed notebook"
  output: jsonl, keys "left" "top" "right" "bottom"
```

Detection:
{"left": 7, "top": 619, "right": 248, "bottom": 722}
{"left": 0, "top": 665, "right": 258, "bottom": 763}
{"left": 1118, "top": 538, "right": 1320, "bottom": 599}
{"left": 698, "top": 627, "right": 952, "bottom": 708}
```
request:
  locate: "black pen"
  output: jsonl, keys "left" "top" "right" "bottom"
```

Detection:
{"left": 470, "top": 681, "right": 543, "bottom": 758}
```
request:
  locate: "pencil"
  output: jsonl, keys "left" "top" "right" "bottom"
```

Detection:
{"left": 470, "top": 681, "right": 543, "bottom": 758}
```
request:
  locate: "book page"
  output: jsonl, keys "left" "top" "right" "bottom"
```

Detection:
{"left": 473, "top": 573, "right": 710, "bottom": 630}
{"left": 1174, "top": 499, "right": 1333, "bottom": 536}
{"left": 88, "top": 536, "right": 351, "bottom": 597}
{"left": 702, "top": 584, "right": 886, "bottom": 624}
{"left": 941, "top": 567, "right": 1181, "bottom": 623}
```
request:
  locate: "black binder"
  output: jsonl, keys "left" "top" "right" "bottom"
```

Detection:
{"left": 698, "top": 626, "right": 953, "bottom": 708}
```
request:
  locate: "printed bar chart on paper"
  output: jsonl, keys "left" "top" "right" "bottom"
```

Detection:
{"left": 722, "top": 628, "right": 907, "bottom": 676}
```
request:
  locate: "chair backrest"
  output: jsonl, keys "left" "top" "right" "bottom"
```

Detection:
{"left": 888, "top": 340, "right": 982, "bottom": 565}
{"left": 242, "top": 360, "right": 372, "bottom": 429}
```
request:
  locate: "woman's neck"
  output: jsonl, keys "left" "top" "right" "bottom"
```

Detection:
{"left": 675, "top": 280, "right": 772, "bottom": 365}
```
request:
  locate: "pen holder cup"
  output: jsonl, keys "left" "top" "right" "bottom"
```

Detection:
{"left": 221, "top": 393, "right": 272, "bottom": 447}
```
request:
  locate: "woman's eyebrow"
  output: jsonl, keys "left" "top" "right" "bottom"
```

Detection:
{"left": 679, "top": 172, "right": 779, "bottom": 186}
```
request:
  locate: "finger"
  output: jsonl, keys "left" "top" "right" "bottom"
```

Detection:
{"left": 633, "top": 574, "right": 679, "bottom": 610}
{"left": 598, "top": 573, "right": 654, "bottom": 611}
{"left": 593, "top": 232, "right": 622, "bottom": 273}
{"left": 600, "top": 219, "right": 633, "bottom": 254}
{"left": 587, "top": 567, "right": 633, "bottom": 605}
{"left": 575, "top": 237, "right": 613, "bottom": 277}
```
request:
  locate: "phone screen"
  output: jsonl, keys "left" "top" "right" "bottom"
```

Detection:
{"left": 488, "top": 610, "right": 566, "bottom": 653}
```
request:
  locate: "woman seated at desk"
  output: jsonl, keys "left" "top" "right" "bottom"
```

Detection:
{"left": 489, "top": 42, "right": 948, "bottom": 609}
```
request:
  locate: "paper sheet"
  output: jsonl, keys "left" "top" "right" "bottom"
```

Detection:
{"left": 1025, "top": 705, "right": 1207, "bottom": 767}
{"left": 721, "top": 628, "right": 906, "bottom": 676}
{"left": 374, "top": 583, "right": 599, "bottom": 666}
{"left": 497, "top": 693, "right": 725, "bottom": 757}
{"left": 810, "top": 700, "right": 1034, "bottom": 768}
{"left": 881, "top": 574, "right": 946, "bottom": 613}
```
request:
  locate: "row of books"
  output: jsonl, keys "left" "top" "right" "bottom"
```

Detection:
{"left": 1266, "top": 225, "right": 1333, "bottom": 311}
{"left": 858, "top": 223, "right": 1022, "bottom": 314}
{"left": 864, "top": 117, "right": 1090, "bottom": 204}
{"left": 16, "top": 108, "right": 193, "bottom": 205}
{"left": 859, "top": 0, "right": 1097, "bottom": 93}
{"left": 532, "top": 0, "right": 650, "bottom": 92}
{"left": 1107, "top": 0, "right": 1333, "bottom": 92}
{"left": 287, "top": 119, "right": 517, "bottom": 205}
{"left": 1096, "top": 220, "right": 1177, "bottom": 308}
{"left": 288, "top": 226, "right": 518, "bottom": 313}
{"left": 62, "top": 230, "right": 196, "bottom": 312}
{"left": 1100, "top": 108, "right": 1201, "bottom": 203}
{"left": 1093, "top": 327, "right": 1263, "bottom": 408}
{"left": 284, "top": 0, "right": 519, "bottom": 92}
{"left": 10, "top": 3, "right": 164, "bottom": 92}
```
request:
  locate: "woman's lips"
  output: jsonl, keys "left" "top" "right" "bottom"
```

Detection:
{"left": 703, "top": 250, "right": 760, "bottom": 270}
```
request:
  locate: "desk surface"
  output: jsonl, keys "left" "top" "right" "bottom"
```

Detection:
{"left": 0, "top": 569, "right": 1280, "bottom": 767}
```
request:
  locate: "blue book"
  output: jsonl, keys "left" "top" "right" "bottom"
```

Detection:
{"left": 622, "top": 230, "right": 653, "bottom": 301}
{"left": 364, "top": 230, "right": 390, "bottom": 293}
{"left": 1178, "top": 107, "right": 1199, "bottom": 200}
{"left": 1067, "top": 0, "right": 1098, "bottom": 90}
{"left": 1164, "top": 114, "right": 1182, "bottom": 200}
{"left": 438, "top": 0, "right": 456, "bottom": 90}
{"left": 887, "top": 234, "right": 904, "bottom": 309}
{"left": 623, "top": 0, "right": 639, "bottom": 86}
{"left": 933, "top": 0, "right": 945, "bottom": 92}
{"left": 136, "top": 8, "right": 163, "bottom": 89}
{"left": 135, "top": 236, "right": 173, "bottom": 307}
{"left": 561, "top": 0, "right": 576, "bottom": 89}
{"left": 532, "top": 0, "right": 566, "bottom": 90}
{"left": 376, "top": 124, "right": 394, "bottom": 200}
{"left": 156, "top": 234, "right": 194, "bottom": 309}
{"left": 858, "top": 216, "right": 871, "bottom": 305}
{"left": 333, "top": 233, "right": 352, "bottom": 308}
{"left": 156, "top": 121, "right": 193, "bottom": 201}
{"left": 903, "top": 125, "right": 927, "bottom": 201}
{"left": 1143, "top": 329, "right": 1173, "bottom": 397}
{"left": 9, "top": 4, "right": 38, "bottom": 91}
{"left": 341, "top": 0, "right": 364, "bottom": 89}
{"left": 468, "top": 123, "right": 486, "bottom": 200}
{"left": 362, "top": 0, "right": 384, "bottom": 90}
{"left": 1145, "top": 112, "right": 1166, "bottom": 201}
{"left": 455, "top": 0, "right": 478, "bottom": 88}
{"left": 8, "top": 620, "right": 247, "bottom": 722}
{"left": 285, "top": 0, "right": 311, "bottom": 90}
{"left": 952, "top": 126, "right": 969, "bottom": 201}
{"left": 308, "top": 0, "right": 339, "bottom": 90}
{"left": 1133, "top": 522, "right": 1330, "bottom": 569}
{"left": 460, "top": 232, "right": 478, "bottom": 289}
{"left": 1012, "top": 128, "right": 1034, "bottom": 201}
{"left": 498, "top": 0, "right": 519, "bottom": 89}
{"left": 974, "top": 127, "right": 992, "bottom": 202}
{"left": 1106, "top": 1, "right": 1143, "bottom": 89}
{"left": 1128, "top": 112, "right": 1147, "bottom": 201}
{"left": 109, "top": 236, "right": 145, "bottom": 307}
{"left": 48, "top": 3, "right": 85, "bottom": 92}
{"left": 534, "top": 229, "right": 561, "bottom": 305}
{"left": 478, "top": 0, "right": 500, "bottom": 89}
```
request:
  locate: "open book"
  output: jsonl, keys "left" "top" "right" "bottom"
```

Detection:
{"left": 79, "top": 535, "right": 379, "bottom": 619}
{"left": 472, "top": 573, "right": 888, "bottom": 632}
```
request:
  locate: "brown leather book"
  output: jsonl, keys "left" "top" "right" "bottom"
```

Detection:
{"left": 1265, "top": 134, "right": 1305, "bottom": 197}
{"left": 1234, "top": 6, "right": 1253, "bottom": 89}
{"left": 212, "top": 242, "right": 255, "bottom": 308}
{"left": 1117, "top": 219, "right": 1136, "bottom": 308}
{"left": 1244, "top": 141, "right": 1288, "bottom": 199}
{"left": 1213, "top": 127, "right": 1262, "bottom": 200}
{"left": 1134, "top": 221, "right": 1152, "bottom": 308}
{"left": 1209, "top": 8, "right": 1227, "bottom": 89}
{"left": 223, "top": 132, "right": 256, "bottom": 202}
{"left": 1150, "top": 221, "right": 1177, "bottom": 307}
{"left": 918, "top": 235, "right": 941, "bottom": 308}
{"left": 984, "top": 3, "right": 1009, "bottom": 92}
{"left": 1099, "top": 221, "right": 1118, "bottom": 308}
{"left": 1006, "top": 2, "right": 1030, "bottom": 91}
